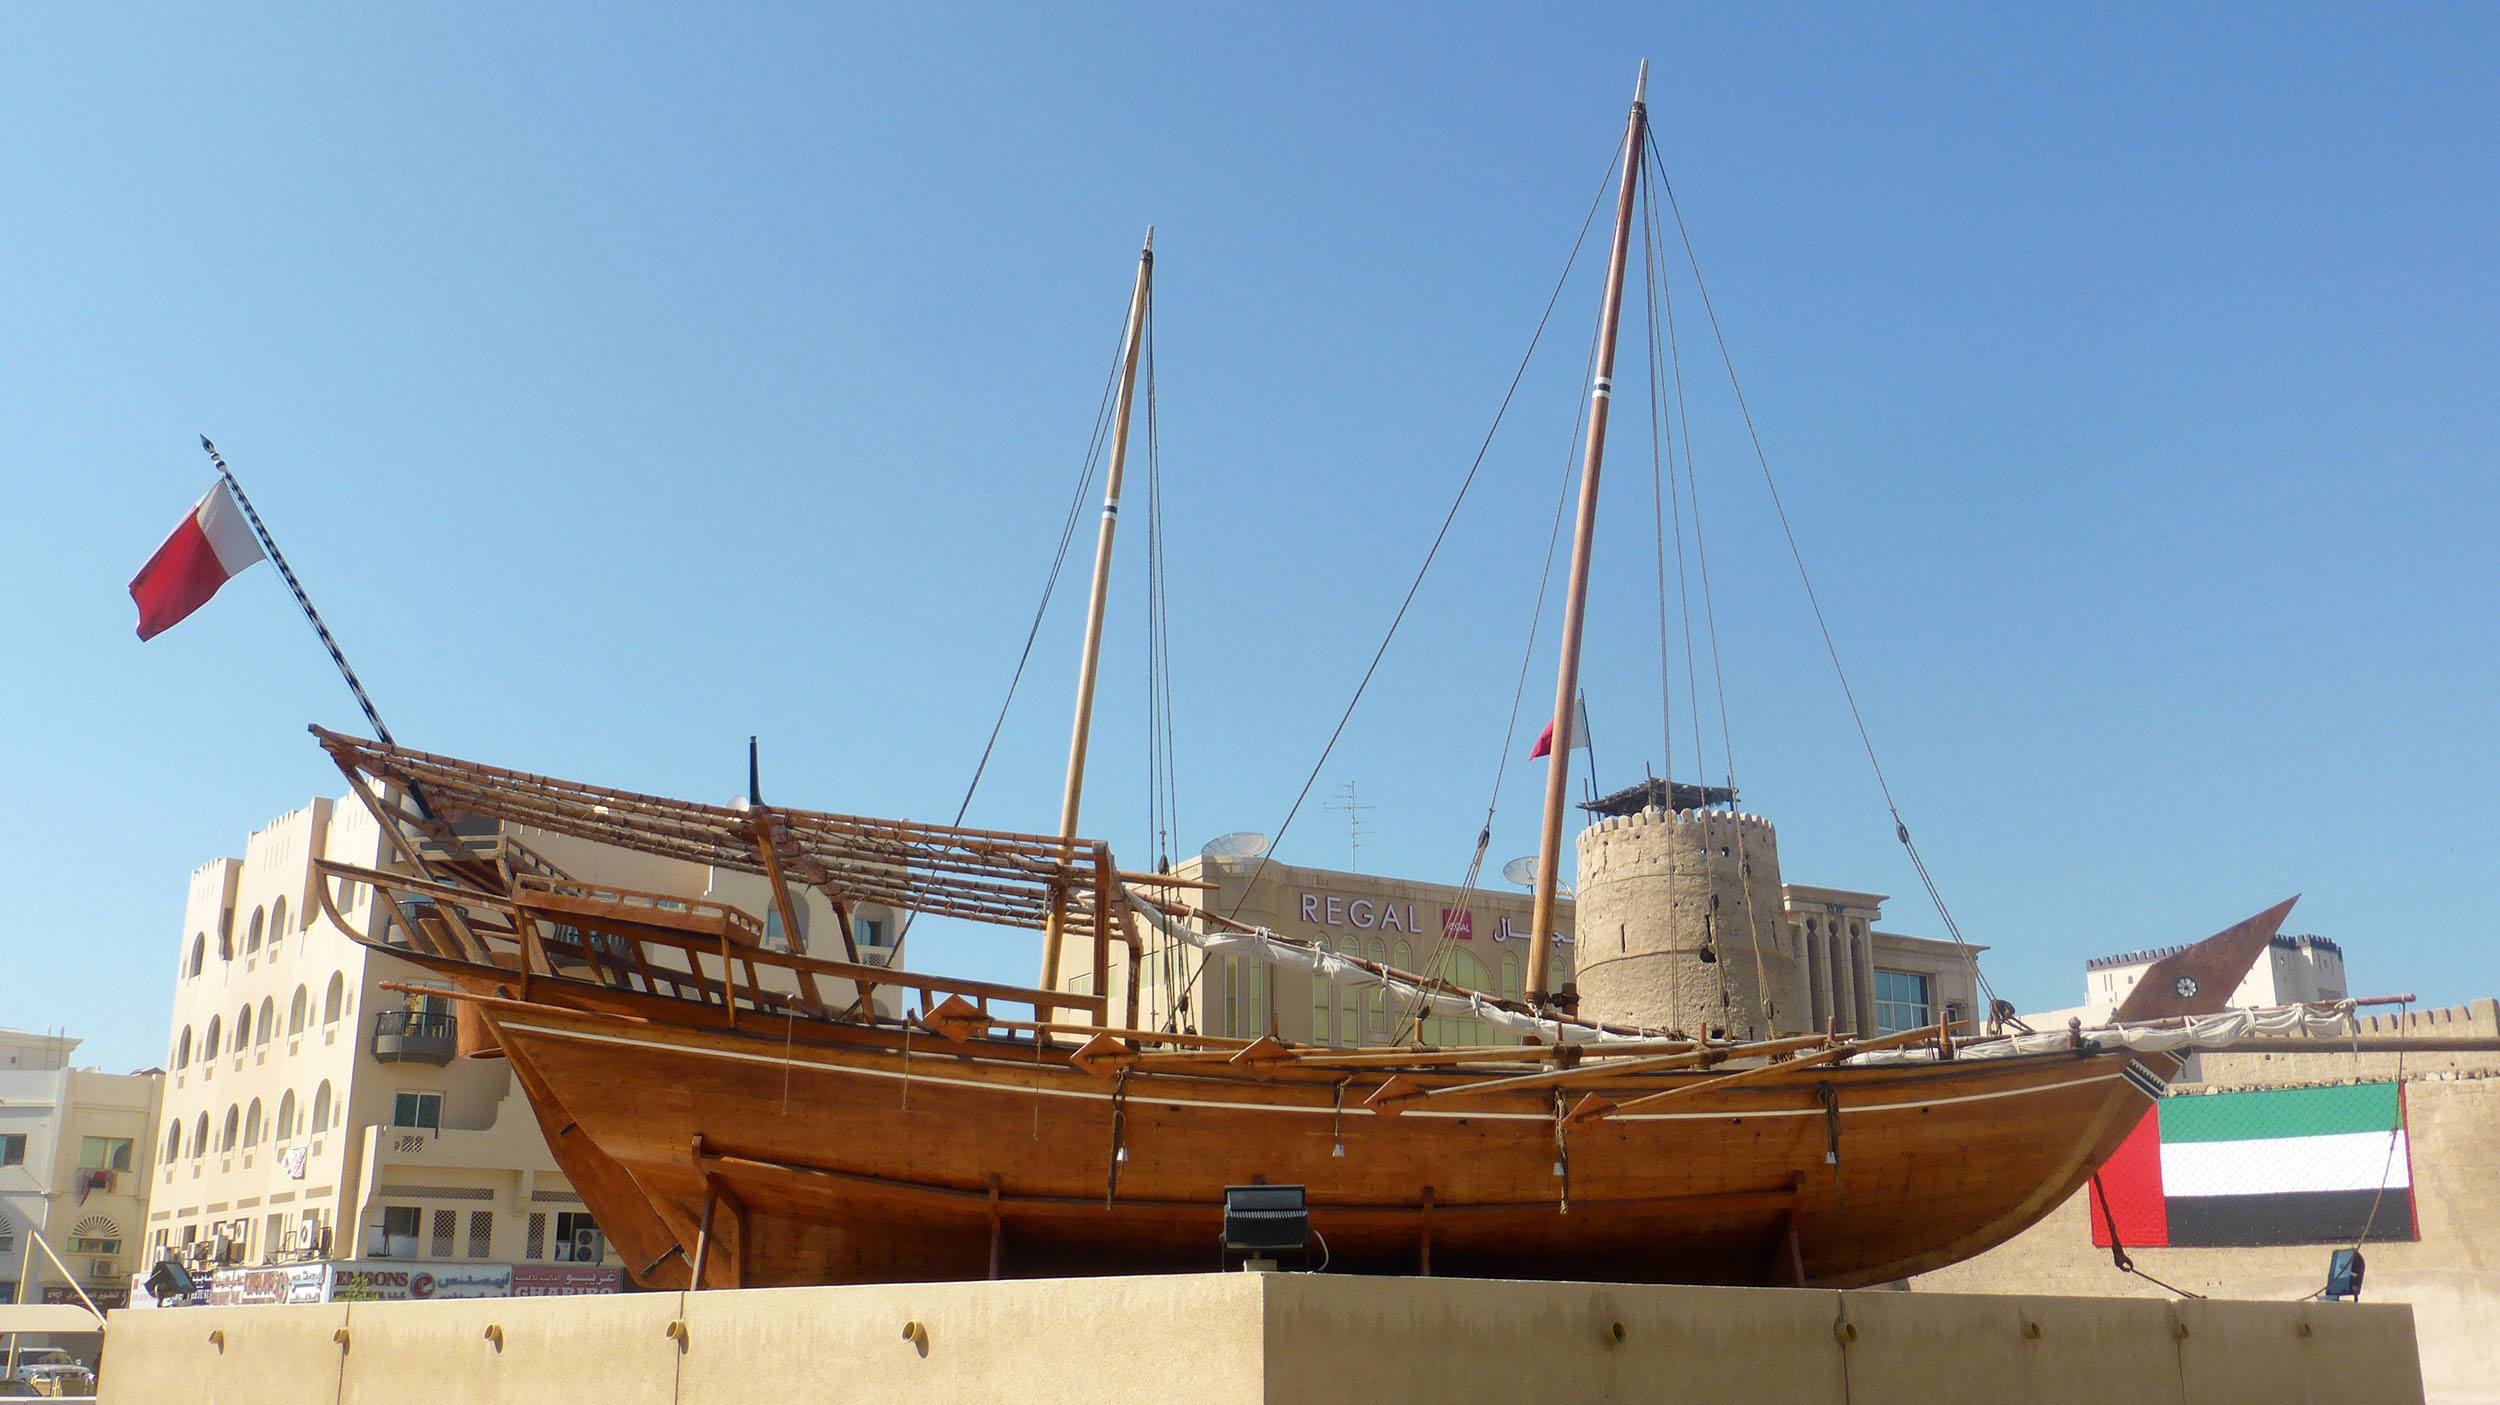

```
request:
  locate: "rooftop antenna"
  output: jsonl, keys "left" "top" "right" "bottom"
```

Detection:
{"left": 1323, "top": 781, "right": 1373, "bottom": 873}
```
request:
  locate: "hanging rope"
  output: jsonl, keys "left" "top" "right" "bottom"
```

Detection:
{"left": 884, "top": 307, "right": 1133, "bottom": 972}
{"left": 1170, "top": 141, "right": 1629, "bottom": 1031}
{"left": 1645, "top": 138, "right": 1997, "bottom": 1013}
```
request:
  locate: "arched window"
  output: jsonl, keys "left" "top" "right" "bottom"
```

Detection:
{"left": 187, "top": 935, "right": 206, "bottom": 978}
{"left": 1366, "top": 939, "right": 1390, "bottom": 1034}
{"left": 256, "top": 998, "right": 275, "bottom": 1047}
{"left": 277, "top": 1090, "right": 298, "bottom": 1141}
{"left": 174, "top": 1027, "right": 192, "bottom": 1069}
{"left": 1439, "top": 949, "right": 1492, "bottom": 1046}
{"left": 190, "top": 1113, "right": 208, "bottom": 1160}
{"left": 269, "top": 897, "right": 289, "bottom": 949}
{"left": 311, "top": 1081, "right": 333, "bottom": 1134}
{"left": 289, "top": 986, "right": 309, "bottom": 1035}
{"left": 246, "top": 907, "right": 265, "bottom": 955}
{"left": 219, "top": 1105, "right": 239, "bottom": 1153}
{"left": 1389, "top": 940, "right": 1416, "bottom": 1040}
{"left": 202, "top": 1016, "right": 222, "bottom": 1060}
{"left": 243, "top": 1099, "right": 263, "bottom": 1146}
{"left": 1336, "top": 938, "right": 1361, "bottom": 1045}
{"left": 164, "top": 1121, "right": 182, "bottom": 1162}
{"left": 763, "top": 897, "right": 808, "bottom": 951}
{"left": 232, "top": 1004, "right": 251, "bottom": 1051}
{"left": 323, "top": 973, "right": 345, "bottom": 1026}
{"left": 1500, "top": 952, "right": 1522, "bottom": 999}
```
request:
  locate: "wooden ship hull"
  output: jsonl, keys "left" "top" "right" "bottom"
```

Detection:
{"left": 442, "top": 972, "right": 2166, "bottom": 1290}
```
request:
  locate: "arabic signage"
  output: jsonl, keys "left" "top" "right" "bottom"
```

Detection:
{"left": 510, "top": 1263, "right": 624, "bottom": 1296}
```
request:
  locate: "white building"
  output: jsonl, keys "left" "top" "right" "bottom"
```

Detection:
{"left": 2031, "top": 932, "right": 2349, "bottom": 1028}
{"left": 0, "top": 1032, "right": 161, "bottom": 1311}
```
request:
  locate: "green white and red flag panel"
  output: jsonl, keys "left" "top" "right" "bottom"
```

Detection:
{"left": 2089, "top": 1081, "right": 2416, "bottom": 1249}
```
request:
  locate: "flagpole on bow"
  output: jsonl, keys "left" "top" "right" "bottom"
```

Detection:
{"left": 197, "top": 436, "right": 400, "bottom": 748}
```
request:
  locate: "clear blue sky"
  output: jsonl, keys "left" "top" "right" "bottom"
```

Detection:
{"left": 5, "top": 5, "right": 2495, "bottom": 1070}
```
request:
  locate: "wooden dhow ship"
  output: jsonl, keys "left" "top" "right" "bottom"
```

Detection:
{"left": 301, "top": 66, "right": 2340, "bottom": 1292}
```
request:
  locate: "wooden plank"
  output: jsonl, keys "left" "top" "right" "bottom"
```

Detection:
{"left": 1569, "top": 1023, "right": 1950, "bottom": 1125}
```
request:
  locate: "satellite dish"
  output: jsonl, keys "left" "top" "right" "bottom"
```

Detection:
{"left": 1501, "top": 856, "right": 1540, "bottom": 889}
{"left": 1201, "top": 831, "right": 1271, "bottom": 861}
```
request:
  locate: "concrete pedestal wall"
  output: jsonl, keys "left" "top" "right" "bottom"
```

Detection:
{"left": 1916, "top": 1072, "right": 2500, "bottom": 1405}
{"left": 1574, "top": 809, "right": 1808, "bottom": 1040}
{"left": 97, "top": 1273, "right": 2422, "bottom": 1405}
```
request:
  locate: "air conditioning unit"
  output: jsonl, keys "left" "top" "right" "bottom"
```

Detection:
{"left": 215, "top": 1234, "right": 243, "bottom": 1266}
{"left": 571, "top": 1228, "right": 603, "bottom": 1263}
{"left": 89, "top": 1258, "right": 115, "bottom": 1280}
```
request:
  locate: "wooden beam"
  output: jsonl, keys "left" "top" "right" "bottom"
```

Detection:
{"left": 1387, "top": 1033, "right": 1834, "bottom": 1109}
{"left": 1570, "top": 1023, "right": 1951, "bottom": 1125}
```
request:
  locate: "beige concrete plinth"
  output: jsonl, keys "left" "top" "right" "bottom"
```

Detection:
{"left": 98, "top": 1273, "right": 2424, "bottom": 1405}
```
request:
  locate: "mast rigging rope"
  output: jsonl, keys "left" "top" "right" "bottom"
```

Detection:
{"left": 1645, "top": 138, "right": 1998, "bottom": 1014}
{"left": 884, "top": 308, "right": 1134, "bottom": 973}
{"left": 1171, "top": 141, "right": 1629, "bottom": 1033}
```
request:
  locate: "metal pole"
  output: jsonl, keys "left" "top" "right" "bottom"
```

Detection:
{"left": 198, "top": 437, "right": 398, "bottom": 747}
{"left": 1038, "top": 232, "right": 1156, "bottom": 994}
{"left": 1528, "top": 65, "right": 1648, "bottom": 1007}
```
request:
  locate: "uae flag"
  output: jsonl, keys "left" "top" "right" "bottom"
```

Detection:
{"left": 130, "top": 483, "right": 265, "bottom": 640}
{"left": 2090, "top": 1082, "right": 2417, "bottom": 1249}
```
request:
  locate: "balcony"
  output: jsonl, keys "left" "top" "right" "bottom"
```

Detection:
{"left": 369, "top": 1010, "right": 457, "bottom": 1065}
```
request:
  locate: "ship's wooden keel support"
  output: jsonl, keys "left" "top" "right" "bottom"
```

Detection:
{"left": 95, "top": 1274, "right": 2424, "bottom": 1405}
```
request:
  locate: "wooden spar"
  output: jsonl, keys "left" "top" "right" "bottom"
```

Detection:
{"left": 1527, "top": 63, "right": 1649, "bottom": 1006}
{"left": 1039, "top": 229, "right": 1157, "bottom": 995}
{"left": 1569, "top": 1022, "right": 1950, "bottom": 1126}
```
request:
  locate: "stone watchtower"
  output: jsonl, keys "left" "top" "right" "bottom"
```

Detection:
{"left": 1571, "top": 807, "right": 1809, "bottom": 1041}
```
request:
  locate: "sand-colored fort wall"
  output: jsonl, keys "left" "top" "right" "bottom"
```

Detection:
{"left": 97, "top": 1273, "right": 2420, "bottom": 1405}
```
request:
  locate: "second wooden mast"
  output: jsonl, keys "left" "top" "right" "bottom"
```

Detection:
{"left": 1039, "top": 229, "right": 1157, "bottom": 996}
{"left": 1527, "top": 65, "right": 1648, "bottom": 1010}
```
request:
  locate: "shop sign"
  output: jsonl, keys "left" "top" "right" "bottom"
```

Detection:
{"left": 1296, "top": 892, "right": 1426, "bottom": 934}
{"left": 326, "top": 1260, "right": 514, "bottom": 1301}
{"left": 1489, "top": 915, "right": 1573, "bottom": 946}
{"left": 40, "top": 1282, "right": 129, "bottom": 1311}
{"left": 509, "top": 1263, "right": 622, "bottom": 1297}
{"left": 205, "top": 1266, "right": 321, "bottom": 1307}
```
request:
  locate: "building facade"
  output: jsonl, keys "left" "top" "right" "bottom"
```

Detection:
{"left": 0, "top": 1032, "right": 161, "bottom": 1311}
{"left": 148, "top": 791, "right": 900, "bottom": 1282}
{"left": 1104, "top": 851, "right": 1981, "bottom": 1045}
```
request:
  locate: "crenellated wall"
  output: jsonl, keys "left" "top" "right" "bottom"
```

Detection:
{"left": 1572, "top": 808, "right": 1808, "bottom": 1039}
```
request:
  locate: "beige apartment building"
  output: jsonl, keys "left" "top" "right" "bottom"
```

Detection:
{"left": 1101, "top": 849, "right": 1981, "bottom": 1045}
{"left": 0, "top": 1030, "right": 161, "bottom": 1311}
{"left": 149, "top": 789, "right": 903, "bottom": 1279}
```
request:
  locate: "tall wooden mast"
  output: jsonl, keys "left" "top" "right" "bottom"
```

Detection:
{"left": 1527, "top": 65, "right": 1648, "bottom": 1008}
{"left": 1039, "top": 229, "right": 1156, "bottom": 992}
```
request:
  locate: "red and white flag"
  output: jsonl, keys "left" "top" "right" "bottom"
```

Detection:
{"left": 1529, "top": 691, "right": 1593, "bottom": 760}
{"left": 130, "top": 482, "right": 265, "bottom": 640}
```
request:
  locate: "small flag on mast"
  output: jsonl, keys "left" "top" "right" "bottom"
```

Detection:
{"left": 129, "top": 482, "right": 267, "bottom": 640}
{"left": 1530, "top": 691, "right": 1593, "bottom": 760}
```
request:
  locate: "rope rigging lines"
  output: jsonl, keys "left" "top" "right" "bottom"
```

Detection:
{"left": 1645, "top": 135, "right": 1998, "bottom": 1014}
